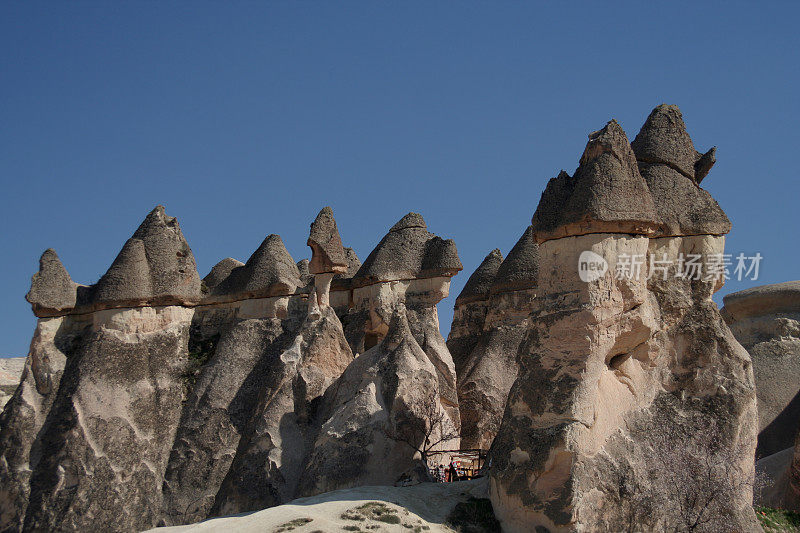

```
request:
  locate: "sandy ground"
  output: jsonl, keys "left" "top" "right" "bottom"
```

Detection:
{"left": 146, "top": 477, "right": 488, "bottom": 533}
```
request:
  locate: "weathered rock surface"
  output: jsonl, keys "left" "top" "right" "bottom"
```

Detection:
{"left": 201, "top": 257, "right": 243, "bottom": 292}
{"left": 299, "top": 309, "right": 459, "bottom": 495}
{"left": 0, "top": 358, "right": 25, "bottom": 410}
{"left": 631, "top": 105, "right": 731, "bottom": 237}
{"left": 209, "top": 234, "right": 300, "bottom": 302}
{"left": 353, "top": 212, "right": 462, "bottom": 287}
{"left": 531, "top": 121, "right": 659, "bottom": 243}
{"left": 1, "top": 205, "right": 462, "bottom": 532}
{"left": 91, "top": 206, "right": 202, "bottom": 309}
{"left": 489, "top": 107, "right": 759, "bottom": 532}
{"left": 447, "top": 226, "right": 540, "bottom": 451}
{"left": 26, "top": 250, "right": 79, "bottom": 317}
{"left": 307, "top": 206, "right": 348, "bottom": 274}
{"left": 722, "top": 281, "right": 800, "bottom": 459}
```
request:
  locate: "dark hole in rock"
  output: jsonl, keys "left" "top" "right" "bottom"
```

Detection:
{"left": 608, "top": 352, "right": 631, "bottom": 370}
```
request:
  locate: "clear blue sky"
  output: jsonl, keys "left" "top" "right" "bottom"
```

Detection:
{"left": 1, "top": 2, "right": 798, "bottom": 357}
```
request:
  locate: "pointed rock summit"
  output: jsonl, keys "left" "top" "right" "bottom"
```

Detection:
{"left": 630, "top": 104, "right": 715, "bottom": 181}
{"left": 92, "top": 205, "right": 201, "bottom": 307}
{"left": 307, "top": 207, "right": 348, "bottom": 274}
{"left": 354, "top": 212, "right": 462, "bottom": 286}
{"left": 632, "top": 104, "right": 731, "bottom": 236}
{"left": 531, "top": 120, "right": 659, "bottom": 242}
{"left": 26, "top": 249, "right": 78, "bottom": 316}
{"left": 491, "top": 226, "right": 539, "bottom": 294}
{"left": 202, "top": 258, "right": 244, "bottom": 292}
{"left": 213, "top": 234, "right": 300, "bottom": 299}
{"left": 455, "top": 249, "right": 503, "bottom": 305}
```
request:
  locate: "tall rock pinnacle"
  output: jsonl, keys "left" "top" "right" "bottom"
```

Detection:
{"left": 26, "top": 249, "right": 78, "bottom": 316}
{"left": 307, "top": 207, "right": 349, "bottom": 275}
{"left": 92, "top": 205, "right": 202, "bottom": 307}
{"left": 631, "top": 104, "right": 731, "bottom": 237}
{"left": 531, "top": 120, "right": 659, "bottom": 243}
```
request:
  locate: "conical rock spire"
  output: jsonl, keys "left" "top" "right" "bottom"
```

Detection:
{"left": 455, "top": 249, "right": 503, "bottom": 305}
{"left": 531, "top": 120, "right": 659, "bottom": 243}
{"left": 26, "top": 249, "right": 78, "bottom": 316}
{"left": 307, "top": 207, "right": 348, "bottom": 275}
{"left": 92, "top": 205, "right": 201, "bottom": 307}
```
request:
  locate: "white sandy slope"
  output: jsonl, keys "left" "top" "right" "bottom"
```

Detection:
{"left": 146, "top": 478, "right": 488, "bottom": 533}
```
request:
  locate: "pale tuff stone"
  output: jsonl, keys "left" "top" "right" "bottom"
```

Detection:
{"left": 489, "top": 109, "right": 758, "bottom": 532}
{"left": 448, "top": 226, "right": 539, "bottom": 450}
{"left": 0, "top": 357, "right": 25, "bottom": 409}
{"left": 722, "top": 281, "right": 800, "bottom": 458}
{"left": 299, "top": 307, "right": 459, "bottom": 495}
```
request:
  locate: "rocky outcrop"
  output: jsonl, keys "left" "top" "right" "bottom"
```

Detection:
{"left": 0, "top": 205, "right": 462, "bottom": 532}
{"left": 25, "top": 250, "right": 79, "bottom": 317}
{"left": 489, "top": 107, "right": 759, "bottom": 532}
{"left": 722, "top": 281, "right": 800, "bottom": 458}
{"left": 300, "top": 213, "right": 463, "bottom": 493}
{"left": 447, "top": 225, "right": 540, "bottom": 450}
{"left": 631, "top": 104, "right": 730, "bottom": 237}
{"left": 0, "top": 358, "right": 25, "bottom": 409}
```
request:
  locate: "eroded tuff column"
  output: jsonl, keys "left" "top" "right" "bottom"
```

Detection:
{"left": 448, "top": 225, "right": 539, "bottom": 450}
{"left": 489, "top": 108, "right": 758, "bottom": 532}
{"left": 298, "top": 212, "right": 464, "bottom": 494}
{"left": 206, "top": 207, "right": 354, "bottom": 518}
{"left": 1, "top": 206, "right": 202, "bottom": 533}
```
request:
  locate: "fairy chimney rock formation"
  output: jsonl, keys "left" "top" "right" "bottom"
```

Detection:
{"left": 722, "top": 281, "right": 800, "bottom": 458}
{"left": 209, "top": 234, "right": 300, "bottom": 303}
{"left": 91, "top": 205, "right": 202, "bottom": 308}
{"left": 202, "top": 257, "right": 244, "bottom": 292}
{"left": 353, "top": 212, "right": 462, "bottom": 287}
{"left": 531, "top": 120, "right": 659, "bottom": 243}
{"left": 307, "top": 207, "right": 349, "bottom": 307}
{"left": 448, "top": 226, "right": 540, "bottom": 450}
{"left": 26, "top": 249, "right": 78, "bottom": 317}
{"left": 489, "top": 106, "right": 758, "bottom": 532}
{"left": 631, "top": 104, "right": 731, "bottom": 237}
{"left": 307, "top": 207, "right": 349, "bottom": 275}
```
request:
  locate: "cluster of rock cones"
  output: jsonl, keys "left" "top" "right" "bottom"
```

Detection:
{"left": 1, "top": 104, "right": 796, "bottom": 532}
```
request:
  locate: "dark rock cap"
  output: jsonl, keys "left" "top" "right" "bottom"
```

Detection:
{"left": 353, "top": 213, "right": 462, "bottom": 287}
{"left": 331, "top": 247, "right": 362, "bottom": 292}
{"left": 630, "top": 104, "right": 716, "bottom": 182}
{"left": 26, "top": 249, "right": 78, "bottom": 316}
{"left": 637, "top": 163, "right": 731, "bottom": 237}
{"left": 212, "top": 234, "right": 301, "bottom": 299}
{"left": 632, "top": 105, "right": 730, "bottom": 237}
{"left": 455, "top": 249, "right": 503, "bottom": 305}
{"left": 531, "top": 120, "right": 659, "bottom": 243}
{"left": 92, "top": 206, "right": 202, "bottom": 307}
{"left": 722, "top": 281, "right": 800, "bottom": 322}
{"left": 296, "top": 259, "right": 313, "bottom": 286}
{"left": 307, "top": 207, "right": 348, "bottom": 274}
{"left": 202, "top": 258, "right": 244, "bottom": 293}
{"left": 491, "top": 226, "right": 539, "bottom": 294}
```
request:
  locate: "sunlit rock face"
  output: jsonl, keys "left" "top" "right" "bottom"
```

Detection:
{"left": 722, "top": 281, "right": 800, "bottom": 458}
{"left": 488, "top": 108, "right": 759, "bottom": 533}
{"left": 448, "top": 226, "right": 539, "bottom": 450}
{"left": 721, "top": 281, "right": 800, "bottom": 511}
{"left": 299, "top": 212, "right": 463, "bottom": 495}
{"left": 0, "top": 206, "right": 463, "bottom": 532}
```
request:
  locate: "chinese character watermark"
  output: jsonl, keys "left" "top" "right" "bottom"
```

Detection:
{"left": 577, "top": 252, "right": 763, "bottom": 282}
